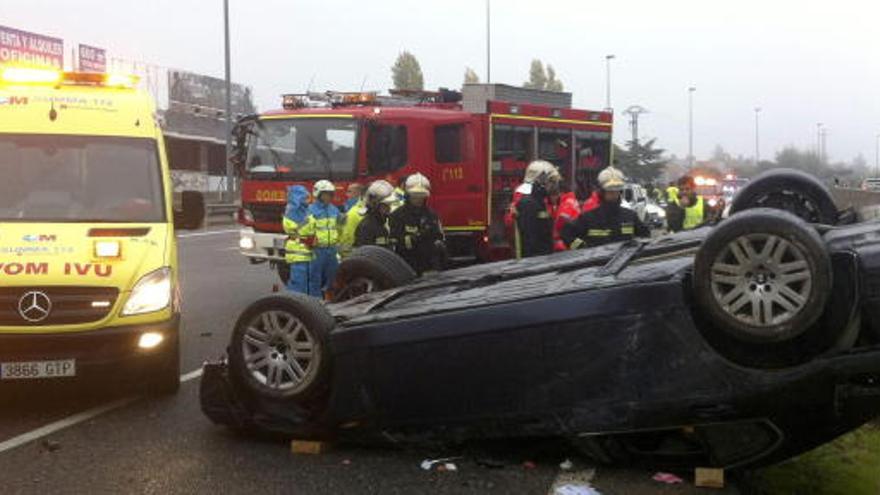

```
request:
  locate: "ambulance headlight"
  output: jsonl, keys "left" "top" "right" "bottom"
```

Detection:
{"left": 122, "top": 267, "right": 172, "bottom": 316}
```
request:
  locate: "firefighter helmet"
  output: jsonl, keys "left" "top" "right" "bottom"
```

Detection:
{"left": 365, "top": 180, "right": 395, "bottom": 206}
{"left": 598, "top": 166, "right": 626, "bottom": 192}
{"left": 532, "top": 161, "right": 562, "bottom": 189}
{"left": 523, "top": 160, "right": 554, "bottom": 184}
{"left": 404, "top": 173, "right": 431, "bottom": 196}
{"left": 313, "top": 179, "right": 335, "bottom": 197}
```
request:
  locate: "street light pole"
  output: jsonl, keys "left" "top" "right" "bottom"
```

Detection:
{"left": 604, "top": 54, "right": 615, "bottom": 112}
{"left": 754, "top": 107, "right": 761, "bottom": 166}
{"left": 688, "top": 86, "right": 696, "bottom": 167}
{"left": 875, "top": 133, "right": 880, "bottom": 177}
{"left": 816, "top": 122, "right": 823, "bottom": 162}
{"left": 486, "top": 0, "right": 491, "bottom": 84}
{"left": 223, "top": 0, "right": 233, "bottom": 202}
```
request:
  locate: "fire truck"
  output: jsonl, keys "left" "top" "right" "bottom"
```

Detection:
{"left": 232, "top": 84, "right": 613, "bottom": 280}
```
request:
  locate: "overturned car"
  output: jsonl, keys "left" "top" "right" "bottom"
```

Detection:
{"left": 201, "top": 169, "right": 880, "bottom": 469}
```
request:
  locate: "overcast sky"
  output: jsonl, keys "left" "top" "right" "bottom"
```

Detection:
{"left": 3, "top": 0, "right": 879, "bottom": 164}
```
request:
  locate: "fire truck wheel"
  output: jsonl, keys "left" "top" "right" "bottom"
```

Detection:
{"left": 229, "top": 294, "right": 334, "bottom": 401}
{"left": 693, "top": 209, "right": 834, "bottom": 366}
{"left": 333, "top": 247, "right": 417, "bottom": 302}
{"left": 729, "top": 168, "right": 838, "bottom": 225}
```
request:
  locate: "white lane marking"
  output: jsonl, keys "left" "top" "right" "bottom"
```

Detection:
{"left": 180, "top": 368, "right": 204, "bottom": 382}
{"left": 177, "top": 229, "right": 240, "bottom": 239}
{"left": 0, "top": 397, "right": 135, "bottom": 454}
{"left": 0, "top": 367, "right": 204, "bottom": 455}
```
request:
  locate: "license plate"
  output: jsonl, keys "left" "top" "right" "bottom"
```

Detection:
{"left": 273, "top": 238, "right": 286, "bottom": 249}
{"left": 0, "top": 359, "right": 76, "bottom": 380}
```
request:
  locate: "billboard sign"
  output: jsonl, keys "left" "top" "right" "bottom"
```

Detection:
{"left": 78, "top": 44, "right": 106, "bottom": 73}
{"left": 0, "top": 25, "right": 63, "bottom": 69}
{"left": 168, "top": 70, "right": 254, "bottom": 115}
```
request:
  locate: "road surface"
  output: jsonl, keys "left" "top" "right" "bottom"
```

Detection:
{"left": 0, "top": 229, "right": 736, "bottom": 494}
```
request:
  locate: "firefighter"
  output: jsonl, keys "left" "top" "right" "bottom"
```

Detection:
{"left": 515, "top": 161, "right": 561, "bottom": 258}
{"left": 667, "top": 175, "right": 710, "bottom": 231}
{"left": 354, "top": 180, "right": 397, "bottom": 248}
{"left": 561, "top": 166, "right": 649, "bottom": 249}
{"left": 339, "top": 183, "right": 366, "bottom": 258}
{"left": 504, "top": 160, "right": 549, "bottom": 229}
{"left": 301, "top": 180, "right": 344, "bottom": 298}
{"left": 390, "top": 173, "right": 446, "bottom": 275}
{"left": 281, "top": 185, "right": 313, "bottom": 294}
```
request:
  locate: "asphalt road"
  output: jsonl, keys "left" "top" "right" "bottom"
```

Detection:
{"left": 0, "top": 229, "right": 737, "bottom": 494}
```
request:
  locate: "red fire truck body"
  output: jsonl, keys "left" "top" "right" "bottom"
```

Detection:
{"left": 236, "top": 87, "right": 613, "bottom": 277}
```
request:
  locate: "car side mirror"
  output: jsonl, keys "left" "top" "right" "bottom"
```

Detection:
{"left": 174, "top": 190, "right": 206, "bottom": 230}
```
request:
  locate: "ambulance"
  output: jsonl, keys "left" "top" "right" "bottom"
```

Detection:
{"left": 0, "top": 67, "right": 204, "bottom": 394}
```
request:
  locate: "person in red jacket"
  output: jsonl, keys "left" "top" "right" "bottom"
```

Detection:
{"left": 582, "top": 189, "right": 601, "bottom": 213}
{"left": 504, "top": 160, "right": 548, "bottom": 229}
{"left": 552, "top": 191, "right": 581, "bottom": 252}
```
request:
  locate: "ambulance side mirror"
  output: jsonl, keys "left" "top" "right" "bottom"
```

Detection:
{"left": 174, "top": 190, "right": 206, "bottom": 230}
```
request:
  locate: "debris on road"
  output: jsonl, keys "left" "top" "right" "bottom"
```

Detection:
{"left": 553, "top": 483, "right": 602, "bottom": 495}
{"left": 290, "top": 439, "right": 332, "bottom": 455}
{"left": 522, "top": 460, "right": 537, "bottom": 470}
{"left": 695, "top": 467, "right": 725, "bottom": 488}
{"left": 420, "top": 457, "right": 461, "bottom": 471}
{"left": 40, "top": 439, "right": 61, "bottom": 453}
{"left": 652, "top": 472, "right": 684, "bottom": 484}
{"left": 559, "top": 458, "right": 574, "bottom": 471}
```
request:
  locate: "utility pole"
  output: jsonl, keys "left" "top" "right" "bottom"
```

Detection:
{"left": 754, "top": 107, "right": 761, "bottom": 166}
{"left": 875, "top": 133, "right": 880, "bottom": 177}
{"left": 688, "top": 86, "right": 696, "bottom": 167}
{"left": 624, "top": 105, "right": 648, "bottom": 146}
{"left": 486, "top": 0, "right": 491, "bottom": 84}
{"left": 820, "top": 127, "right": 828, "bottom": 164}
{"left": 816, "top": 122, "right": 823, "bottom": 161}
{"left": 604, "top": 54, "right": 615, "bottom": 112}
{"left": 223, "top": 0, "right": 234, "bottom": 202}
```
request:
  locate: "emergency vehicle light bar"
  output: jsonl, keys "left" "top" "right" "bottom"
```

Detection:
{"left": 0, "top": 67, "right": 138, "bottom": 89}
{"left": 282, "top": 91, "right": 378, "bottom": 110}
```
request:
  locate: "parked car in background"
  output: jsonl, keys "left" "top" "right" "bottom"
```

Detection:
{"left": 861, "top": 178, "right": 880, "bottom": 192}
{"left": 622, "top": 182, "right": 648, "bottom": 222}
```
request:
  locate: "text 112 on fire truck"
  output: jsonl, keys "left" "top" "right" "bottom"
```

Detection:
{"left": 232, "top": 83, "right": 613, "bottom": 280}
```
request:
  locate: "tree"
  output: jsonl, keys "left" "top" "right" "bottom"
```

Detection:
{"left": 464, "top": 67, "right": 479, "bottom": 84}
{"left": 523, "top": 59, "right": 547, "bottom": 90}
{"left": 615, "top": 138, "right": 668, "bottom": 183}
{"left": 545, "top": 65, "right": 564, "bottom": 91}
{"left": 391, "top": 51, "right": 424, "bottom": 90}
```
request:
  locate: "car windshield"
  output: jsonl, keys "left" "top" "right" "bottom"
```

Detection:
{"left": 246, "top": 117, "right": 357, "bottom": 180}
{"left": 0, "top": 134, "right": 165, "bottom": 223}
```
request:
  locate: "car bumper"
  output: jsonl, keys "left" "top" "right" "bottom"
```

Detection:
{"left": 239, "top": 228, "right": 286, "bottom": 262}
{"left": 0, "top": 316, "right": 179, "bottom": 383}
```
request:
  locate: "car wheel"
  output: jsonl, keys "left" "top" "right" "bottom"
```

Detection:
{"left": 332, "top": 246, "right": 417, "bottom": 302}
{"left": 275, "top": 262, "right": 291, "bottom": 285}
{"left": 228, "top": 294, "right": 334, "bottom": 401}
{"left": 729, "top": 168, "right": 838, "bottom": 224}
{"left": 145, "top": 332, "right": 180, "bottom": 396}
{"left": 694, "top": 209, "right": 832, "bottom": 345}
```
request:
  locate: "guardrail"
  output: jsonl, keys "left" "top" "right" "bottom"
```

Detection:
{"left": 832, "top": 188, "right": 880, "bottom": 220}
{"left": 204, "top": 203, "right": 239, "bottom": 228}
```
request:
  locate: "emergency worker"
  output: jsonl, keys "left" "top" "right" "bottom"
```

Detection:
{"left": 504, "top": 160, "right": 548, "bottom": 229}
{"left": 354, "top": 180, "right": 397, "bottom": 248}
{"left": 562, "top": 166, "right": 649, "bottom": 249}
{"left": 301, "top": 180, "right": 344, "bottom": 297}
{"left": 339, "top": 183, "right": 366, "bottom": 258}
{"left": 342, "top": 183, "right": 365, "bottom": 213}
{"left": 552, "top": 188, "right": 581, "bottom": 252}
{"left": 515, "top": 161, "right": 561, "bottom": 257}
{"left": 667, "top": 175, "right": 710, "bottom": 231}
{"left": 281, "top": 185, "right": 313, "bottom": 294}
{"left": 389, "top": 173, "right": 446, "bottom": 274}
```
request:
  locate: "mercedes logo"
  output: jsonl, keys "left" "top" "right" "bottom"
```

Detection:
{"left": 18, "top": 291, "right": 52, "bottom": 323}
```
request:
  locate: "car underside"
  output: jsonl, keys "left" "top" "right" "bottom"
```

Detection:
{"left": 201, "top": 169, "right": 880, "bottom": 469}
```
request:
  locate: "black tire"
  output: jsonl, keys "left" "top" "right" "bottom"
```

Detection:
{"left": 694, "top": 209, "right": 832, "bottom": 346}
{"left": 145, "top": 331, "right": 181, "bottom": 396}
{"left": 332, "top": 246, "right": 417, "bottom": 302}
{"left": 275, "top": 262, "right": 291, "bottom": 285}
{"left": 228, "top": 294, "right": 334, "bottom": 401}
{"left": 730, "top": 168, "right": 838, "bottom": 224}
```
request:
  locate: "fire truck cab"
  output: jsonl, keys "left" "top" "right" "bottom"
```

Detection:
{"left": 234, "top": 84, "right": 613, "bottom": 278}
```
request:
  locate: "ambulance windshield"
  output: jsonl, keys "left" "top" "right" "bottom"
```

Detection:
{"left": 0, "top": 134, "right": 165, "bottom": 223}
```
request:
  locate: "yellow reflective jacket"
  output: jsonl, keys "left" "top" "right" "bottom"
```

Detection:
{"left": 282, "top": 216, "right": 312, "bottom": 263}
{"left": 301, "top": 202, "right": 343, "bottom": 248}
{"left": 665, "top": 186, "right": 680, "bottom": 205}
{"left": 683, "top": 196, "right": 705, "bottom": 230}
{"left": 339, "top": 199, "right": 365, "bottom": 258}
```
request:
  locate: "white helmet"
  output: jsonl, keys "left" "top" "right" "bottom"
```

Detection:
{"left": 597, "top": 166, "right": 625, "bottom": 192}
{"left": 365, "top": 180, "right": 396, "bottom": 206}
{"left": 532, "top": 161, "right": 562, "bottom": 189}
{"left": 523, "top": 160, "right": 551, "bottom": 184}
{"left": 313, "top": 179, "right": 335, "bottom": 197}
{"left": 405, "top": 173, "right": 431, "bottom": 196}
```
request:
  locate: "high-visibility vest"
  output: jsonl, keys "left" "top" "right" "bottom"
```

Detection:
{"left": 666, "top": 186, "right": 680, "bottom": 205}
{"left": 339, "top": 200, "right": 365, "bottom": 257}
{"left": 683, "top": 196, "right": 705, "bottom": 230}
{"left": 302, "top": 204, "right": 341, "bottom": 248}
{"left": 282, "top": 216, "right": 313, "bottom": 263}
